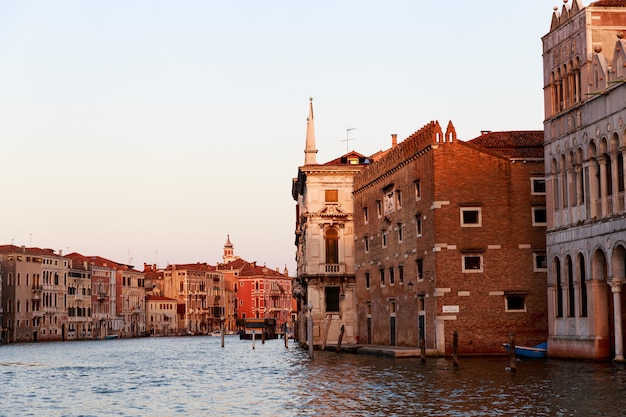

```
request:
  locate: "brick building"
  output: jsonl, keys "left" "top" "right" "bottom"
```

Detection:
{"left": 542, "top": 0, "right": 626, "bottom": 360}
{"left": 353, "top": 121, "right": 547, "bottom": 354}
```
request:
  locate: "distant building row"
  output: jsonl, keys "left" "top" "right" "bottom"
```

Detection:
{"left": 0, "top": 236, "right": 295, "bottom": 344}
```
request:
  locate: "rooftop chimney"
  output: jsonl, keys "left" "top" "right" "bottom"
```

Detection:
{"left": 391, "top": 133, "right": 398, "bottom": 147}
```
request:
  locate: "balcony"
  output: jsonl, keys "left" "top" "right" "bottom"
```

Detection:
{"left": 97, "top": 293, "right": 107, "bottom": 302}
{"left": 31, "top": 285, "right": 43, "bottom": 292}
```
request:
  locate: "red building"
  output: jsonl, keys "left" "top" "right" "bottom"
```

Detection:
{"left": 354, "top": 121, "right": 548, "bottom": 354}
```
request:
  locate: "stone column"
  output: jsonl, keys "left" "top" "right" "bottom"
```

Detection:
{"left": 611, "top": 279, "right": 624, "bottom": 362}
{"left": 588, "top": 158, "right": 599, "bottom": 218}
{"left": 598, "top": 156, "right": 607, "bottom": 218}
{"left": 611, "top": 151, "right": 619, "bottom": 214}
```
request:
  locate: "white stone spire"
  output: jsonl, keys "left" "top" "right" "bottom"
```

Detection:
{"left": 304, "top": 97, "right": 318, "bottom": 165}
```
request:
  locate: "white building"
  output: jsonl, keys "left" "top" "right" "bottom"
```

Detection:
{"left": 292, "top": 98, "right": 369, "bottom": 347}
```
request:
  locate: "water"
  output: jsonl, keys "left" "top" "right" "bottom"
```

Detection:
{"left": 2, "top": 337, "right": 626, "bottom": 417}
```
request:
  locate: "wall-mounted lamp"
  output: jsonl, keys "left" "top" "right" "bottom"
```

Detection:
{"left": 407, "top": 281, "right": 414, "bottom": 291}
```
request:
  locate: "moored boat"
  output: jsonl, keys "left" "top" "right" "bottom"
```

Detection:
{"left": 502, "top": 342, "right": 547, "bottom": 358}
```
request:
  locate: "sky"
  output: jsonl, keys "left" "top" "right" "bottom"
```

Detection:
{"left": 0, "top": 0, "right": 560, "bottom": 274}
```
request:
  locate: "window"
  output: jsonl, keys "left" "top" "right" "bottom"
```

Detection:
{"left": 384, "top": 190, "right": 395, "bottom": 214}
{"left": 460, "top": 207, "right": 482, "bottom": 227}
{"left": 365, "top": 272, "right": 370, "bottom": 289}
{"left": 389, "top": 268, "right": 395, "bottom": 285}
{"left": 462, "top": 255, "right": 483, "bottom": 273}
{"left": 416, "top": 214, "right": 423, "bottom": 237}
{"left": 389, "top": 299, "right": 396, "bottom": 314}
{"left": 363, "top": 207, "right": 369, "bottom": 224}
{"left": 325, "top": 228, "right": 339, "bottom": 264}
{"left": 325, "top": 287, "right": 340, "bottom": 312}
{"left": 415, "top": 180, "right": 421, "bottom": 201}
{"left": 416, "top": 259, "right": 423, "bottom": 281}
{"left": 533, "top": 252, "right": 547, "bottom": 271}
{"left": 396, "top": 190, "right": 402, "bottom": 209}
{"left": 532, "top": 207, "right": 547, "bottom": 226}
{"left": 505, "top": 293, "right": 526, "bottom": 312}
{"left": 364, "top": 236, "right": 369, "bottom": 253}
{"left": 376, "top": 200, "right": 382, "bottom": 218}
{"left": 398, "top": 266, "right": 404, "bottom": 284}
{"left": 397, "top": 223, "right": 403, "bottom": 243}
{"left": 325, "top": 189, "right": 338, "bottom": 203}
{"left": 380, "top": 269, "right": 385, "bottom": 286}
{"left": 382, "top": 230, "right": 388, "bottom": 248}
{"left": 531, "top": 178, "right": 546, "bottom": 195}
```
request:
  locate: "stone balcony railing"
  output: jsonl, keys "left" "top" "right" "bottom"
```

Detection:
{"left": 299, "top": 263, "right": 350, "bottom": 276}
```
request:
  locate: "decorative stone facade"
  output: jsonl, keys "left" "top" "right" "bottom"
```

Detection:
{"left": 542, "top": 0, "right": 626, "bottom": 360}
{"left": 292, "top": 99, "right": 369, "bottom": 347}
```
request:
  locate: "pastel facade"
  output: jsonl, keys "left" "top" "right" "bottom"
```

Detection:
{"left": 116, "top": 265, "right": 146, "bottom": 337}
{"left": 353, "top": 123, "right": 548, "bottom": 354}
{"left": 146, "top": 295, "right": 177, "bottom": 336}
{"left": 542, "top": 0, "right": 626, "bottom": 360}
{"left": 66, "top": 258, "right": 93, "bottom": 340}
{"left": 162, "top": 263, "right": 218, "bottom": 335}
{"left": 0, "top": 246, "right": 69, "bottom": 342}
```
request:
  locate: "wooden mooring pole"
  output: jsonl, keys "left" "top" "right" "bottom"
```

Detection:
{"left": 452, "top": 331, "right": 459, "bottom": 367}
{"left": 420, "top": 337, "right": 426, "bottom": 363}
{"left": 508, "top": 331, "right": 517, "bottom": 373}
{"left": 336, "top": 325, "right": 345, "bottom": 353}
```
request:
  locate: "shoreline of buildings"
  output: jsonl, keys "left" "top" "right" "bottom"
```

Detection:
{"left": 0, "top": 236, "right": 296, "bottom": 344}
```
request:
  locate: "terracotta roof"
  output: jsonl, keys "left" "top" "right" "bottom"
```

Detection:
{"left": 322, "top": 151, "right": 372, "bottom": 166}
{"left": 0, "top": 245, "right": 62, "bottom": 257}
{"left": 590, "top": 0, "right": 626, "bottom": 6}
{"left": 467, "top": 131, "right": 544, "bottom": 159}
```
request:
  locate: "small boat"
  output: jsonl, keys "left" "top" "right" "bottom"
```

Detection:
{"left": 210, "top": 329, "right": 222, "bottom": 337}
{"left": 104, "top": 334, "right": 118, "bottom": 340}
{"left": 502, "top": 342, "right": 547, "bottom": 358}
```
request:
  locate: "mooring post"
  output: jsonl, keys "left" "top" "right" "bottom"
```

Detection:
{"left": 453, "top": 331, "right": 459, "bottom": 367}
{"left": 284, "top": 324, "right": 289, "bottom": 349}
{"left": 336, "top": 324, "right": 345, "bottom": 353}
{"left": 262, "top": 329, "right": 265, "bottom": 344}
{"left": 307, "top": 303, "right": 314, "bottom": 359}
{"left": 509, "top": 331, "right": 517, "bottom": 372}
{"left": 252, "top": 330, "right": 256, "bottom": 350}
{"left": 220, "top": 316, "right": 225, "bottom": 348}
{"left": 420, "top": 337, "right": 426, "bottom": 363}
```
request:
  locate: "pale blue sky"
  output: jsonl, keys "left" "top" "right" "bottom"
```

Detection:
{"left": 0, "top": 0, "right": 558, "bottom": 273}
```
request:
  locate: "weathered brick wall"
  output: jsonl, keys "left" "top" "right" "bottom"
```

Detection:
{"left": 355, "top": 122, "right": 547, "bottom": 354}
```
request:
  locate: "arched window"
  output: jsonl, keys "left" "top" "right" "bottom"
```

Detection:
{"left": 579, "top": 254, "right": 588, "bottom": 317}
{"left": 325, "top": 228, "right": 339, "bottom": 264}
{"left": 566, "top": 256, "right": 575, "bottom": 317}
{"left": 555, "top": 259, "right": 563, "bottom": 318}
{"left": 179, "top": 281, "right": 184, "bottom": 292}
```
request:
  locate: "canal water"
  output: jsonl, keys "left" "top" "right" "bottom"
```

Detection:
{"left": 2, "top": 337, "right": 626, "bottom": 417}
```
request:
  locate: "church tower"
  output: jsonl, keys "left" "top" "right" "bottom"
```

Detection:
{"left": 222, "top": 234, "right": 238, "bottom": 264}
{"left": 304, "top": 97, "right": 318, "bottom": 165}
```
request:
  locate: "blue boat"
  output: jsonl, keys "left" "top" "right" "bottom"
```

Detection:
{"left": 502, "top": 342, "right": 547, "bottom": 358}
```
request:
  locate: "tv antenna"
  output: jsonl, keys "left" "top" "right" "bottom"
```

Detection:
{"left": 341, "top": 127, "right": 356, "bottom": 153}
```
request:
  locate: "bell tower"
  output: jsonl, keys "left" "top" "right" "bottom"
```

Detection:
{"left": 222, "top": 234, "right": 237, "bottom": 264}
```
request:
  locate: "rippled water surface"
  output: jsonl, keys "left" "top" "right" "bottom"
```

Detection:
{"left": 2, "top": 336, "right": 626, "bottom": 416}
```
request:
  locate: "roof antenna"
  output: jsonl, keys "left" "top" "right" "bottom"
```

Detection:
{"left": 341, "top": 127, "right": 356, "bottom": 153}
